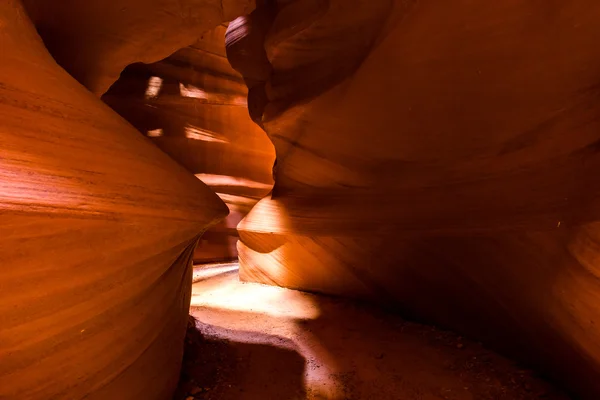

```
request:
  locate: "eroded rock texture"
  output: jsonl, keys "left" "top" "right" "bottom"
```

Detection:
{"left": 0, "top": 1, "right": 227, "bottom": 399}
{"left": 22, "top": 0, "right": 255, "bottom": 95}
{"left": 103, "top": 24, "right": 275, "bottom": 263}
{"left": 230, "top": 1, "right": 600, "bottom": 398}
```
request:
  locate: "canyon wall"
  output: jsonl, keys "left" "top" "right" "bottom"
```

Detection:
{"left": 21, "top": 0, "right": 273, "bottom": 262}
{"left": 22, "top": 0, "right": 255, "bottom": 95}
{"left": 0, "top": 1, "right": 229, "bottom": 399}
{"left": 230, "top": 1, "right": 600, "bottom": 398}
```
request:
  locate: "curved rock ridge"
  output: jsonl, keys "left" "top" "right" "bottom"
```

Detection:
{"left": 0, "top": 1, "right": 227, "bottom": 399}
{"left": 230, "top": 1, "right": 600, "bottom": 398}
{"left": 22, "top": 0, "right": 256, "bottom": 95}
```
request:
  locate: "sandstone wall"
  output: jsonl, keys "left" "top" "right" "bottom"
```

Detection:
{"left": 0, "top": 1, "right": 228, "bottom": 398}
{"left": 22, "top": 0, "right": 255, "bottom": 95}
{"left": 229, "top": 1, "right": 600, "bottom": 398}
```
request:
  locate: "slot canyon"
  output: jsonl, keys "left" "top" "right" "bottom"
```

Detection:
{"left": 2, "top": 0, "right": 600, "bottom": 399}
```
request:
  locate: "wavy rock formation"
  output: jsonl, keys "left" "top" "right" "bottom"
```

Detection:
{"left": 230, "top": 1, "right": 600, "bottom": 398}
{"left": 22, "top": 0, "right": 255, "bottom": 95}
{"left": 103, "top": 24, "right": 275, "bottom": 263}
{"left": 0, "top": 1, "right": 227, "bottom": 399}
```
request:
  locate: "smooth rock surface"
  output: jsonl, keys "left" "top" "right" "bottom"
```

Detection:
{"left": 230, "top": 1, "right": 600, "bottom": 398}
{"left": 0, "top": 1, "right": 227, "bottom": 398}
{"left": 23, "top": 0, "right": 255, "bottom": 94}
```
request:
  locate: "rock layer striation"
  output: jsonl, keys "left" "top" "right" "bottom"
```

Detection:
{"left": 230, "top": 1, "right": 600, "bottom": 398}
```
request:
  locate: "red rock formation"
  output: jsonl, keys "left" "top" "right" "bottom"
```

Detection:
{"left": 0, "top": 1, "right": 227, "bottom": 398}
{"left": 230, "top": 1, "right": 600, "bottom": 398}
{"left": 102, "top": 24, "right": 275, "bottom": 263}
{"left": 22, "top": 0, "right": 255, "bottom": 95}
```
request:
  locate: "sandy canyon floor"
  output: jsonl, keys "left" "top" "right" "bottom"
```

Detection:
{"left": 173, "top": 263, "right": 570, "bottom": 400}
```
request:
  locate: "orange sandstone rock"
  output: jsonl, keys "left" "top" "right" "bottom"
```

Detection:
{"left": 0, "top": 1, "right": 227, "bottom": 398}
{"left": 22, "top": 0, "right": 255, "bottom": 95}
{"left": 102, "top": 24, "right": 274, "bottom": 263}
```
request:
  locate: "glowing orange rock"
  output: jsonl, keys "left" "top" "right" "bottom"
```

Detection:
{"left": 0, "top": 1, "right": 227, "bottom": 398}
{"left": 102, "top": 24, "right": 275, "bottom": 263}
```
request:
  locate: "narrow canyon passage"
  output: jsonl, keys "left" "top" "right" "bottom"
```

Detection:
{"left": 4, "top": 1, "right": 600, "bottom": 399}
{"left": 174, "top": 263, "right": 569, "bottom": 400}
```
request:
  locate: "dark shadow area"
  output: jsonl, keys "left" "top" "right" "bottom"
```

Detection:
{"left": 297, "top": 296, "right": 571, "bottom": 400}
{"left": 173, "top": 317, "right": 307, "bottom": 400}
